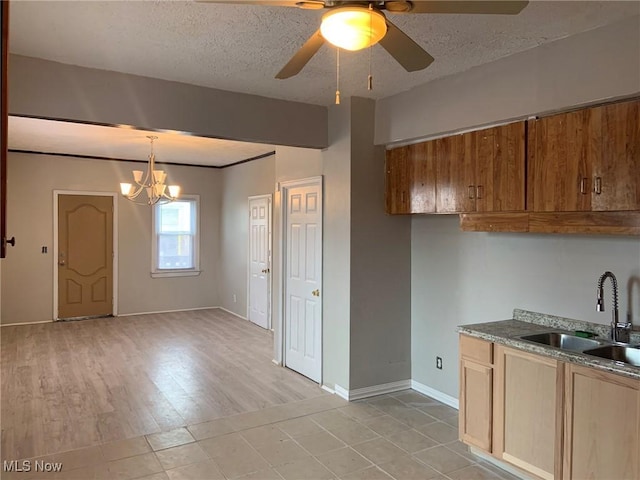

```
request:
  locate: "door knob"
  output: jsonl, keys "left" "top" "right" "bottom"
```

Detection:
{"left": 312, "top": 289, "right": 320, "bottom": 297}
{"left": 3, "top": 236, "right": 15, "bottom": 247}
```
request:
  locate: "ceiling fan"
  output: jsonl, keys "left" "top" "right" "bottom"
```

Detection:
{"left": 202, "top": 1, "right": 529, "bottom": 79}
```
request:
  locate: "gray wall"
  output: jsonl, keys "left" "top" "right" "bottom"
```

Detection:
{"left": 349, "top": 98, "right": 412, "bottom": 390}
{"left": 1, "top": 152, "right": 221, "bottom": 324}
{"left": 320, "top": 106, "right": 352, "bottom": 391}
{"left": 219, "top": 155, "right": 276, "bottom": 317}
{"left": 376, "top": 15, "right": 640, "bottom": 145}
{"left": 9, "top": 55, "right": 328, "bottom": 149}
{"left": 412, "top": 216, "right": 640, "bottom": 398}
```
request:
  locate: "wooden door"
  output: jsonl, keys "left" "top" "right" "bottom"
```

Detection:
{"left": 248, "top": 196, "right": 271, "bottom": 330}
{"left": 385, "top": 146, "right": 410, "bottom": 214}
{"left": 284, "top": 179, "right": 322, "bottom": 383}
{"left": 58, "top": 195, "right": 113, "bottom": 319}
{"left": 527, "top": 109, "right": 599, "bottom": 212}
{"left": 474, "top": 122, "right": 525, "bottom": 213}
{"left": 1, "top": 1, "right": 8, "bottom": 259}
{"left": 494, "top": 346, "right": 559, "bottom": 480}
{"left": 436, "top": 133, "right": 475, "bottom": 213}
{"left": 592, "top": 99, "right": 640, "bottom": 211}
{"left": 563, "top": 364, "right": 640, "bottom": 480}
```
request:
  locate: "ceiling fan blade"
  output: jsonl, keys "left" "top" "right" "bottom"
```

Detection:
{"left": 378, "top": 19, "right": 434, "bottom": 72}
{"left": 406, "top": 1, "right": 529, "bottom": 15}
{"left": 276, "top": 29, "right": 325, "bottom": 79}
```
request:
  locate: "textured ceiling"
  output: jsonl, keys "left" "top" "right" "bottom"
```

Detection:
{"left": 7, "top": 0, "right": 640, "bottom": 164}
{"left": 9, "top": 1, "right": 640, "bottom": 106}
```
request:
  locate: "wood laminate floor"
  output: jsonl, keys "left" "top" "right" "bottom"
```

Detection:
{"left": 1, "top": 309, "right": 325, "bottom": 461}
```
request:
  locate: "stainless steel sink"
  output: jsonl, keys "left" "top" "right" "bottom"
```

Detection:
{"left": 518, "top": 332, "right": 602, "bottom": 352}
{"left": 583, "top": 345, "right": 640, "bottom": 367}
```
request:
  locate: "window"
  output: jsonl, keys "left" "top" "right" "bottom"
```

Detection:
{"left": 152, "top": 196, "right": 200, "bottom": 277}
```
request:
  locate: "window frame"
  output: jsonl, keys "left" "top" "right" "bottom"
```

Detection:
{"left": 151, "top": 194, "right": 201, "bottom": 278}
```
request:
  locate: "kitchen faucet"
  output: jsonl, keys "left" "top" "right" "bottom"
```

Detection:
{"left": 596, "top": 271, "right": 632, "bottom": 343}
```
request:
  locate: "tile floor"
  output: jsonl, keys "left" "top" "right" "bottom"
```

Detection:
{"left": 3, "top": 390, "right": 521, "bottom": 480}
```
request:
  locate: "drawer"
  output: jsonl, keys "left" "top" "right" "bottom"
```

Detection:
{"left": 460, "top": 334, "right": 493, "bottom": 365}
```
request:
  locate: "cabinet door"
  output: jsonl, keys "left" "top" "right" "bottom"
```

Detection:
{"left": 494, "top": 346, "right": 559, "bottom": 480}
{"left": 592, "top": 99, "right": 640, "bottom": 211}
{"left": 385, "top": 146, "right": 411, "bottom": 214}
{"left": 460, "top": 359, "right": 493, "bottom": 451}
{"left": 475, "top": 122, "right": 525, "bottom": 213}
{"left": 459, "top": 335, "right": 493, "bottom": 452}
{"left": 527, "top": 109, "right": 598, "bottom": 212}
{"left": 563, "top": 364, "right": 640, "bottom": 480}
{"left": 436, "top": 133, "right": 475, "bottom": 213}
{"left": 410, "top": 141, "right": 437, "bottom": 213}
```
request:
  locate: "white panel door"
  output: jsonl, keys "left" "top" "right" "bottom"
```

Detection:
{"left": 248, "top": 196, "right": 270, "bottom": 329}
{"left": 284, "top": 180, "right": 322, "bottom": 383}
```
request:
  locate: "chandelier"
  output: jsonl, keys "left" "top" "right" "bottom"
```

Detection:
{"left": 119, "top": 136, "right": 180, "bottom": 205}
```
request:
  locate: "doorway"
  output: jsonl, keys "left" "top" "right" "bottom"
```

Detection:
{"left": 55, "top": 192, "right": 116, "bottom": 320}
{"left": 248, "top": 194, "right": 272, "bottom": 330}
{"left": 280, "top": 177, "right": 323, "bottom": 383}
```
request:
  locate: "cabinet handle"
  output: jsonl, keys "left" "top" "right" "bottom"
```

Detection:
{"left": 468, "top": 185, "right": 476, "bottom": 199}
{"left": 476, "top": 185, "right": 483, "bottom": 199}
{"left": 580, "top": 177, "right": 589, "bottom": 195}
{"left": 594, "top": 176, "right": 602, "bottom": 195}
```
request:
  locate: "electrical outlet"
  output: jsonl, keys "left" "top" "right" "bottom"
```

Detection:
{"left": 436, "top": 356, "right": 443, "bottom": 370}
{"left": 233, "top": 294, "right": 237, "bottom": 303}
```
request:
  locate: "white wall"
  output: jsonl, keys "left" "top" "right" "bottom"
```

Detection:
{"left": 412, "top": 216, "right": 640, "bottom": 398}
{"left": 1, "top": 152, "right": 221, "bottom": 324}
{"left": 376, "top": 15, "right": 640, "bottom": 145}
{"left": 219, "top": 156, "right": 275, "bottom": 317}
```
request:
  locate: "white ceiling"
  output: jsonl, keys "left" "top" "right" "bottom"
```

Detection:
{"left": 8, "top": 116, "right": 275, "bottom": 167}
{"left": 7, "top": 0, "right": 640, "bottom": 165}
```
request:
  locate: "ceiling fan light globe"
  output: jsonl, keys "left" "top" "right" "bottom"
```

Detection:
{"left": 321, "top": 7, "right": 387, "bottom": 51}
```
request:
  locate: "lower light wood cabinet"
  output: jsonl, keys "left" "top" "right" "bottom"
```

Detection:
{"left": 494, "top": 346, "right": 559, "bottom": 480}
{"left": 459, "top": 334, "right": 640, "bottom": 479}
{"left": 459, "top": 336, "right": 493, "bottom": 451}
{"left": 563, "top": 364, "right": 640, "bottom": 480}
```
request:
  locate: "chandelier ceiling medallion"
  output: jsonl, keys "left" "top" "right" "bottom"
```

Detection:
{"left": 119, "top": 136, "right": 181, "bottom": 205}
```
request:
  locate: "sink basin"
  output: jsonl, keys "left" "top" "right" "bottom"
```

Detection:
{"left": 583, "top": 345, "right": 640, "bottom": 367}
{"left": 519, "top": 332, "right": 602, "bottom": 352}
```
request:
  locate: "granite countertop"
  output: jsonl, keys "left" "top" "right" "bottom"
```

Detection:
{"left": 458, "top": 309, "right": 640, "bottom": 381}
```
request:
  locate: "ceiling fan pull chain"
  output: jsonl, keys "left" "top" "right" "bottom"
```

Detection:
{"left": 335, "top": 48, "right": 341, "bottom": 105}
{"left": 368, "top": 4, "right": 373, "bottom": 91}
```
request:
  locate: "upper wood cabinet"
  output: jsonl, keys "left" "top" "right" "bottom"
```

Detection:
{"left": 528, "top": 98, "right": 640, "bottom": 212}
{"left": 386, "top": 121, "right": 525, "bottom": 214}
{"left": 385, "top": 141, "right": 436, "bottom": 214}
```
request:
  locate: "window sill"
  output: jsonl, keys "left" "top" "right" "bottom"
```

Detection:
{"left": 151, "top": 270, "right": 201, "bottom": 279}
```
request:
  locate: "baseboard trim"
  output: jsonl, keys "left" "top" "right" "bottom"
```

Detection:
{"left": 411, "top": 380, "right": 459, "bottom": 409}
{"left": 321, "top": 384, "right": 336, "bottom": 395}
{"left": 1, "top": 319, "right": 53, "bottom": 327}
{"left": 118, "top": 306, "right": 219, "bottom": 317}
{"left": 334, "top": 384, "right": 350, "bottom": 400}
{"left": 335, "top": 380, "right": 411, "bottom": 402}
{"left": 216, "top": 307, "right": 247, "bottom": 321}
